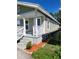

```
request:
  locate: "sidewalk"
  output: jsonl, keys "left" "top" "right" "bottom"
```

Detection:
{"left": 17, "top": 48, "right": 33, "bottom": 59}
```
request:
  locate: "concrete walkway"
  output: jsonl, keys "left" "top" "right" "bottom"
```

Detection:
{"left": 17, "top": 48, "right": 33, "bottom": 59}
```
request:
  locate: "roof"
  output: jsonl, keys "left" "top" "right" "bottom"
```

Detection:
{"left": 17, "top": 1, "right": 60, "bottom": 24}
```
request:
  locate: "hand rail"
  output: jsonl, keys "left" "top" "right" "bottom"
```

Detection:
{"left": 17, "top": 27, "right": 24, "bottom": 33}
{"left": 17, "top": 27, "right": 24, "bottom": 40}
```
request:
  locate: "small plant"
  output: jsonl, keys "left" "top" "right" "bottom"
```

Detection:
{"left": 26, "top": 41, "right": 32, "bottom": 49}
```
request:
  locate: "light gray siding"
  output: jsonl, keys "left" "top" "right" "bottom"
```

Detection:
{"left": 36, "top": 10, "right": 59, "bottom": 34}
{"left": 44, "top": 17, "right": 59, "bottom": 33}
{"left": 49, "top": 19, "right": 59, "bottom": 32}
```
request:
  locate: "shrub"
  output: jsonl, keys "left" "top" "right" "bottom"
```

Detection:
{"left": 53, "top": 31, "right": 61, "bottom": 41}
{"left": 26, "top": 41, "right": 32, "bottom": 49}
{"left": 48, "top": 30, "right": 61, "bottom": 45}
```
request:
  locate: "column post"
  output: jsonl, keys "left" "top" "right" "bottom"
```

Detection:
{"left": 43, "top": 16, "right": 45, "bottom": 34}
{"left": 33, "top": 17, "right": 38, "bottom": 37}
{"left": 35, "top": 18, "right": 38, "bottom": 37}
{"left": 23, "top": 17, "right": 26, "bottom": 36}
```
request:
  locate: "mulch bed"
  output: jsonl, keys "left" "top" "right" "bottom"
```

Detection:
{"left": 24, "top": 42, "right": 46, "bottom": 53}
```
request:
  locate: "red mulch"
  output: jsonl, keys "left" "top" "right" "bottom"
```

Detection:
{"left": 25, "top": 42, "right": 46, "bottom": 52}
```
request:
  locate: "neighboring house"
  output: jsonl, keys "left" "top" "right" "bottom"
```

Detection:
{"left": 17, "top": 1, "right": 60, "bottom": 49}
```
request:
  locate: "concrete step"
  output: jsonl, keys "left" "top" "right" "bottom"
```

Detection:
{"left": 17, "top": 36, "right": 34, "bottom": 49}
{"left": 17, "top": 36, "right": 42, "bottom": 49}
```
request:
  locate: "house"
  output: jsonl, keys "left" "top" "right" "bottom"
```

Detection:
{"left": 17, "top": 1, "right": 60, "bottom": 49}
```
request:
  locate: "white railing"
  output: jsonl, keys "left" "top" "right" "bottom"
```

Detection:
{"left": 17, "top": 27, "right": 24, "bottom": 40}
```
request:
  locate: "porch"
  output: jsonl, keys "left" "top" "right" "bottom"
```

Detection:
{"left": 17, "top": 14, "right": 43, "bottom": 40}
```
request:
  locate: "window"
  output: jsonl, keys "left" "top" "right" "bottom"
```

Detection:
{"left": 17, "top": 19, "right": 23, "bottom": 26}
{"left": 25, "top": 20, "right": 29, "bottom": 30}
{"left": 20, "top": 19, "right": 23, "bottom": 26}
{"left": 37, "top": 18, "right": 41, "bottom": 26}
{"left": 17, "top": 19, "right": 20, "bottom": 26}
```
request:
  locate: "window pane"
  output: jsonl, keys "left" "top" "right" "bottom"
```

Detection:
{"left": 25, "top": 21, "right": 28, "bottom": 24}
{"left": 25, "top": 20, "right": 29, "bottom": 29}
{"left": 26, "top": 25, "right": 28, "bottom": 29}
{"left": 17, "top": 19, "right": 20, "bottom": 26}
{"left": 37, "top": 19, "right": 40, "bottom": 26}
{"left": 20, "top": 19, "right": 23, "bottom": 26}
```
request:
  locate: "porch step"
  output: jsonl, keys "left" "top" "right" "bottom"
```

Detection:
{"left": 17, "top": 36, "right": 42, "bottom": 49}
{"left": 17, "top": 36, "right": 34, "bottom": 49}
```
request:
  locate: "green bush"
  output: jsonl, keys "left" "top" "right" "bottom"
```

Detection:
{"left": 26, "top": 41, "right": 32, "bottom": 49}
{"left": 48, "top": 31, "right": 61, "bottom": 45}
{"left": 53, "top": 31, "right": 61, "bottom": 41}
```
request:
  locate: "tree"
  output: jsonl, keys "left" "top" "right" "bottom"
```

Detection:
{"left": 50, "top": 9, "right": 61, "bottom": 26}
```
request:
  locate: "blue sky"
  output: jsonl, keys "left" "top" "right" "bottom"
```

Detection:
{"left": 18, "top": 0, "right": 61, "bottom": 13}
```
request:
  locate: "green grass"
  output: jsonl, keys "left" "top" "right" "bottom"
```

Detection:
{"left": 32, "top": 44, "right": 61, "bottom": 59}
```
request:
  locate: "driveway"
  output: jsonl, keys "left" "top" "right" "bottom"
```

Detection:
{"left": 17, "top": 48, "right": 33, "bottom": 59}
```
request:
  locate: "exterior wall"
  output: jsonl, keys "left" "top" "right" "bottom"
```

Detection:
{"left": 44, "top": 17, "right": 59, "bottom": 33}
{"left": 35, "top": 16, "right": 44, "bottom": 36}
{"left": 35, "top": 10, "right": 59, "bottom": 35}
{"left": 44, "top": 18, "right": 49, "bottom": 33}
{"left": 49, "top": 20, "right": 59, "bottom": 32}
{"left": 23, "top": 36, "right": 42, "bottom": 45}
{"left": 40, "top": 16, "right": 44, "bottom": 34}
{"left": 35, "top": 11, "right": 45, "bottom": 35}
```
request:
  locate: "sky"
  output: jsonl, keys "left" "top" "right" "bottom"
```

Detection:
{"left": 18, "top": 0, "right": 61, "bottom": 13}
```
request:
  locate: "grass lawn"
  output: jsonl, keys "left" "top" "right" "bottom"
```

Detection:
{"left": 32, "top": 44, "right": 61, "bottom": 59}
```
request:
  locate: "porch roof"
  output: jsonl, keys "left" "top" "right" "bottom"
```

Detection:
{"left": 17, "top": 1, "right": 60, "bottom": 24}
{"left": 17, "top": 15, "right": 22, "bottom": 19}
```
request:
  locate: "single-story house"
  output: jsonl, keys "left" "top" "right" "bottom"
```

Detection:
{"left": 17, "top": 1, "right": 60, "bottom": 49}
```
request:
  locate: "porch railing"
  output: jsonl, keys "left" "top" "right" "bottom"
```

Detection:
{"left": 17, "top": 27, "right": 24, "bottom": 40}
{"left": 33, "top": 26, "right": 42, "bottom": 36}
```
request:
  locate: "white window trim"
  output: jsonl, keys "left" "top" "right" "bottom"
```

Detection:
{"left": 37, "top": 17, "right": 41, "bottom": 26}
